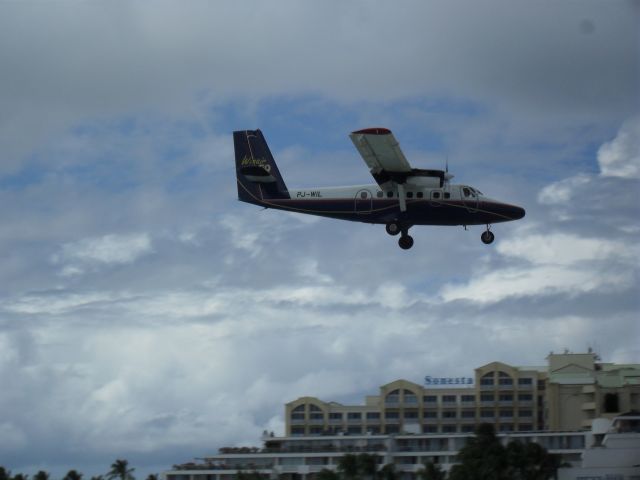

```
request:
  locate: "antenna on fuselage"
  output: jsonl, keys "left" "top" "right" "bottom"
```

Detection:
{"left": 444, "top": 154, "right": 454, "bottom": 187}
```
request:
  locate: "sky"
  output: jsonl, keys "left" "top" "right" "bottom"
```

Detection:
{"left": 0, "top": 0, "right": 639, "bottom": 477}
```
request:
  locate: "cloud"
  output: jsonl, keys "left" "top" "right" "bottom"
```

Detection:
{"left": 598, "top": 116, "right": 640, "bottom": 179}
{"left": 51, "top": 233, "right": 153, "bottom": 276}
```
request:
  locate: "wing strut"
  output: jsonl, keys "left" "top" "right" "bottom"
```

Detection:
{"left": 396, "top": 183, "right": 407, "bottom": 212}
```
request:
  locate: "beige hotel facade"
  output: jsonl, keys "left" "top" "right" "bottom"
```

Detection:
{"left": 285, "top": 352, "right": 640, "bottom": 436}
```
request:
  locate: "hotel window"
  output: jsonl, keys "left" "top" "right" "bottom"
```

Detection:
{"left": 291, "top": 413, "right": 305, "bottom": 420}
{"left": 480, "top": 374, "right": 494, "bottom": 386}
{"left": 329, "top": 413, "right": 342, "bottom": 420}
{"left": 347, "top": 426, "right": 362, "bottom": 434}
{"left": 404, "top": 390, "right": 418, "bottom": 403}
{"left": 310, "top": 413, "right": 324, "bottom": 420}
{"left": 309, "top": 426, "right": 323, "bottom": 434}
{"left": 499, "top": 410, "right": 513, "bottom": 418}
{"left": 292, "top": 405, "right": 305, "bottom": 412}
{"left": 518, "top": 394, "right": 533, "bottom": 401}
{"left": 480, "top": 410, "right": 494, "bottom": 418}
{"left": 518, "top": 424, "right": 533, "bottom": 432}
{"left": 291, "top": 427, "right": 305, "bottom": 436}
{"left": 499, "top": 424, "right": 514, "bottom": 432}
{"left": 498, "top": 372, "right": 513, "bottom": 386}
{"left": 481, "top": 394, "right": 494, "bottom": 402}
{"left": 499, "top": 394, "right": 513, "bottom": 402}
{"left": 309, "top": 404, "right": 322, "bottom": 412}
{"left": 461, "top": 395, "right": 475, "bottom": 402}
{"left": 519, "top": 410, "right": 532, "bottom": 417}
{"left": 442, "top": 411, "right": 457, "bottom": 419}
{"left": 442, "top": 425, "right": 457, "bottom": 433}
{"left": 423, "top": 425, "right": 438, "bottom": 433}
{"left": 518, "top": 378, "right": 533, "bottom": 386}
{"left": 385, "top": 411, "right": 400, "bottom": 419}
{"left": 347, "top": 412, "right": 362, "bottom": 420}
{"left": 423, "top": 395, "right": 438, "bottom": 404}
{"left": 461, "top": 411, "right": 475, "bottom": 418}
{"left": 386, "top": 425, "right": 400, "bottom": 434}
{"left": 461, "top": 425, "right": 475, "bottom": 433}
{"left": 424, "top": 411, "right": 437, "bottom": 418}
{"left": 366, "top": 412, "right": 380, "bottom": 419}
{"left": 443, "top": 395, "right": 457, "bottom": 403}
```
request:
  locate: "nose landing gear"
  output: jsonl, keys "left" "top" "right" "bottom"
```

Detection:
{"left": 481, "top": 226, "right": 495, "bottom": 245}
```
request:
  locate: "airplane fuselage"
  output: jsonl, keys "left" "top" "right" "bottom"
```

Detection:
{"left": 245, "top": 182, "right": 525, "bottom": 227}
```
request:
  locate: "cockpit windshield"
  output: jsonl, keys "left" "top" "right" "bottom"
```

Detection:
{"left": 462, "top": 186, "right": 483, "bottom": 197}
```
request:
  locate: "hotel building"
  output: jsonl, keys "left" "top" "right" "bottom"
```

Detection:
{"left": 163, "top": 352, "right": 640, "bottom": 480}
{"left": 285, "top": 352, "right": 640, "bottom": 436}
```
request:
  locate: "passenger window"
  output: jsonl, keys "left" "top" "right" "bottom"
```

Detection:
{"left": 463, "top": 187, "right": 471, "bottom": 197}
{"left": 377, "top": 191, "right": 383, "bottom": 198}
{"left": 417, "top": 192, "right": 423, "bottom": 199}
{"left": 444, "top": 192, "right": 450, "bottom": 199}
{"left": 407, "top": 192, "right": 413, "bottom": 199}
{"left": 387, "top": 191, "right": 394, "bottom": 198}
{"left": 360, "top": 192, "right": 368, "bottom": 199}
{"left": 433, "top": 192, "right": 441, "bottom": 199}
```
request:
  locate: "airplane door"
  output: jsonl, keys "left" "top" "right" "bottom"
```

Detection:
{"left": 461, "top": 187, "right": 478, "bottom": 213}
{"left": 355, "top": 189, "right": 372, "bottom": 214}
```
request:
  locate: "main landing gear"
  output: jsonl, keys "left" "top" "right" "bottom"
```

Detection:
{"left": 481, "top": 225, "right": 495, "bottom": 245}
{"left": 386, "top": 222, "right": 414, "bottom": 250}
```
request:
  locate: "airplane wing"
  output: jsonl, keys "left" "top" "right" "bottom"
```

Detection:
{"left": 349, "top": 128, "right": 412, "bottom": 185}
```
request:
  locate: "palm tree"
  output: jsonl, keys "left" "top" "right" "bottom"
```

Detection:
{"left": 33, "top": 472, "right": 50, "bottom": 480}
{"left": 107, "top": 460, "right": 135, "bottom": 480}
{"left": 0, "top": 467, "right": 11, "bottom": 480}
{"left": 63, "top": 470, "right": 83, "bottom": 480}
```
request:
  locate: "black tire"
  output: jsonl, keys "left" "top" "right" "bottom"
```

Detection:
{"left": 481, "top": 230, "right": 495, "bottom": 244}
{"left": 398, "top": 235, "right": 414, "bottom": 250}
{"left": 386, "top": 222, "right": 401, "bottom": 236}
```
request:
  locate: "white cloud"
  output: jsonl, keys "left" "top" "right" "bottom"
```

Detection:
{"left": 598, "top": 116, "right": 640, "bottom": 179}
{"left": 537, "top": 174, "right": 591, "bottom": 205}
{"left": 51, "top": 233, "right": 153, "bottom": 276}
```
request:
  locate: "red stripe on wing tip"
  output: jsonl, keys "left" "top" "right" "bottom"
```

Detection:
{"left": 352, "top": 127, "right": 391, "bottom": 135}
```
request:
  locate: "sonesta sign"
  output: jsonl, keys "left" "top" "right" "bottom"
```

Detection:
{"left": 425, "top": 375, "right": 474, "bottom": 387}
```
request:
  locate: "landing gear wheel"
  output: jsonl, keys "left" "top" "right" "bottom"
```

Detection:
{"left": 398, "top": 235, "right": 414, "bottom": 250}
{"left": 481, "top": 230, "right": 495, "bottom": 244}
{"left": 386, "top": 222, "right": 401, "bottom": 236}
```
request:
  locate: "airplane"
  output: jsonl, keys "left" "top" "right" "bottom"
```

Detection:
{"left": 233, "top": 128, "right": 525, "bottom": 249}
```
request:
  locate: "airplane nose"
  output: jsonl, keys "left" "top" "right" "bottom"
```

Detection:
{"left": 512, "top": 205, "right": 526, "bottom": 220}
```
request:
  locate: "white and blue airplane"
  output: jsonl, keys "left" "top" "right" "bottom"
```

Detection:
{"left": 233, "top": 128, "right": 525, "bottom": 249}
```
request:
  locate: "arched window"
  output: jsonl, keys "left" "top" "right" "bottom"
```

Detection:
{"left": 498, "top": 372, "right": 513, "bottom": 386}
{"left": 309, "top": 404, "right": 322, "bottom": 412}
{"left": 292, "top": 404, "right": 305, "bottom": 412}
{"left": 481, "top": 372, "right": 494, "bottom": 387}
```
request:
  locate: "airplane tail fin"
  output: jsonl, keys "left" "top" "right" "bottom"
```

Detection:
{"left": 233, "top": 129, "right": 290, "bottom": 205}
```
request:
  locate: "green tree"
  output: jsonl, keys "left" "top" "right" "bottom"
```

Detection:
{"left": 356, "top": 453, "right": 379, "bottom": 480}
{"left": 337, "top": 454, "right": 359, "bottom": 480}
{"left": 417, "top": 461, "right": 446, "bottom": 480}
{"left": 91, "top": 476, "right": 105, "bottom": 480}
{"left": 107, "top": 460, "right": 135, "bottom": 480}
{"left": 376, "top": 463, "right": 397, "bottom": 480}
{"left": 12, "top": 474, "right": 29, "bottom": 480}
{"left": 33, "top": 472, "right": 50, "bottom": 480}
{"left": 316, "top": 469, "right": 340, "bottom": 480}
{"left": 505, "top": 441, "right": 561, "bottom": 480}
{"left": 448, "top": 423, "right": 507, "bottom": 480}
{"left": 63, "top": 470, "right": 83, "bottom": 480}
{"left": 145, "top": 475, "right": 158, "bottom": 480}
{"left": 0, "top": 467, "right": 11, "bottom": 480}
